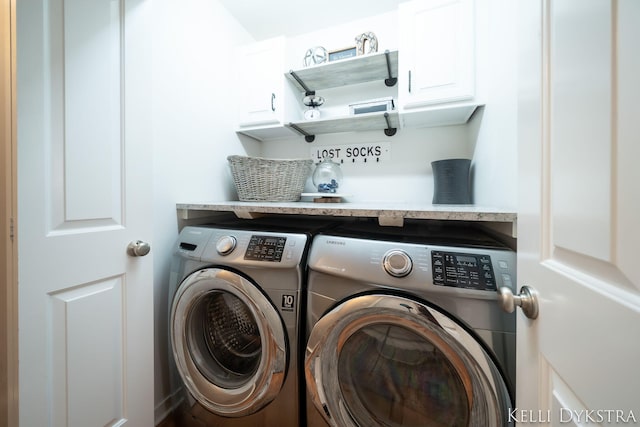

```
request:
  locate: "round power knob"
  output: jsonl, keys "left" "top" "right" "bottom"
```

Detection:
{"left": 383, "top": 249, "right": 413, "bottom": 278}
{"left": 216, "top": 235, "right": 237, "bottom": 255}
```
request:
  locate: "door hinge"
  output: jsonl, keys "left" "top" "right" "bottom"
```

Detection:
{"left": 10, "top": 217, "right": 14, "bottom": 242}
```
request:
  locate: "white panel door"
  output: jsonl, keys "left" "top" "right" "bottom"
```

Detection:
{"left": 17, "top": 0, "right": 153, "bottom": 426}
{"left": 517, "top": 0, "right": 640, "bottom": 424}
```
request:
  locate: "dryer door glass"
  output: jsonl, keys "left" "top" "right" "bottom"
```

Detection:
{"left": 305, "top": 294, "right": 511, "bottom": 427}
{"left": 337, "top": 323, "right": 469, "bottom": 426}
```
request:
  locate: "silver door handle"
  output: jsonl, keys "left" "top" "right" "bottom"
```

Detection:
{"left": 127, "top": 240, "right": 151, "bottom": 257}
{"left": 498, "top": 285, "right": 539, "bottom": 319}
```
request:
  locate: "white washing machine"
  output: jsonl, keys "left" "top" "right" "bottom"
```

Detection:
{"left": 305, "top": 220, "right": 516, "bottom": 427}
{"left": 169, "top": 219, "right": 320, "bottom": 427}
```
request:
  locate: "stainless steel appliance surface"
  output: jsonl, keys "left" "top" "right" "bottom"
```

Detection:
{"left": 169, "top": 217, "right": 333, "bottom": 427}
{"left": 305, "top": 219, "right": 517, "bottom": 427}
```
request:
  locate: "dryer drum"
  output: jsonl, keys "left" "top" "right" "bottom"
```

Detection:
{"left": 338, "top": 324, "right": 470, "bottom": 427}
{"left": 203, "top": 292, "right": 262, "bottom": 376}
{"left": 305, "top": 295, "right": 511, "bottom": 427}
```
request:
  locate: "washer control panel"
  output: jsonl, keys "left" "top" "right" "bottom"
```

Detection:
{"left": 431, "top": 251, "right": 496, "bottom": 291}
{"left": 244, "top": 235, "right": 288, "bottom": 262}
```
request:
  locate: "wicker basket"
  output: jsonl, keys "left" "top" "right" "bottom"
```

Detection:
{"left": 227, "top": 155, "right": 313, "bottom": 202}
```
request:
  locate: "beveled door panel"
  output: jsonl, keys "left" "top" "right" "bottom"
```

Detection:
{"left": 46, "top": 0, "right": 123, "bottom": 231}
{"left": 50, "top": 278, "right": 124, "bottom": 426}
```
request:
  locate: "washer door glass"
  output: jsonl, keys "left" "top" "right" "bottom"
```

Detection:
{"left": 172, "top": 268, "right": 287, "bottom": 417}
{"left": 305, "top": 294, "right": 511, "bottom": 427}
{"left": 188, "top": 290, "right": 262, "bottom": 387}
{"left": 338, "top": 323, "right": 469, "bottom": 426}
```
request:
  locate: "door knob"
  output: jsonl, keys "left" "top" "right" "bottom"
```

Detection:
{"left": 498, "top": 285, "right": 539, "bottom": 319}
{"left": 127, "top": 240, "right": 151, "bottom": 257}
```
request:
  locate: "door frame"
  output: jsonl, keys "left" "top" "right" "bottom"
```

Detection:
{"left": 0, "top": 0, "right": 18, "bottom": 426}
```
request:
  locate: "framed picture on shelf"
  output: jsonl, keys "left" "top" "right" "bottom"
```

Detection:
{"left": 328, "top": 46, "right": 357, "bottom": 62}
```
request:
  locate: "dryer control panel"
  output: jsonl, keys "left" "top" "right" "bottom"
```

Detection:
{"left": 431, "top": 251, "right": 496, "bottom": 291}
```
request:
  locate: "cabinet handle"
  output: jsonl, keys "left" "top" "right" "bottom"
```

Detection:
{"left": 408, "top": 70, "right": 412, "bottom": 93}
{"left": 271, "top": 93, "right": 276, "bottom": 112}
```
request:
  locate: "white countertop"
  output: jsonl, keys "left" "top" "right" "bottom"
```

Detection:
{"left": 177, "top": 201, "right": 517, "bottom": 233}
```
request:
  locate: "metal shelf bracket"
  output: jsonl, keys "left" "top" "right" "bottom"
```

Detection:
{"left": 289, "top": 70, "right": 315, "bottom": 96}
{"left": 383, "top": 112, "right": 397, "bottom": 137}
{"left": 288, "top": 123, "right": 316, "bottom": 143}
{"left": 384, "top": 50, "right": 398, "bottom": 87}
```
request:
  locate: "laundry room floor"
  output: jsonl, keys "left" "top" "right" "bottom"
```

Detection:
{"left": 157, "top": 407, "right": 206, "bottom": 427}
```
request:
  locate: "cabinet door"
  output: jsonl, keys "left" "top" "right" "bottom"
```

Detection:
{"left": 237, "top": 37, "right": 285, "bottom": 127}
{"left": 399, "top": 0, "right": 474, "bottom": 109}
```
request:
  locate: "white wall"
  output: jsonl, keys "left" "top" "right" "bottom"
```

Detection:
{"left": 151, "top": 0, "right": 254, "bottom": 422}
{"left": 284, "top": 11, "right": 400, "bottom": 68}
{"left": 263, "top": 126, "right": 471, "bottom": 203}
{"left": 260, "top": 1, "right": 518, "bottom": 207}
{"left": 262, "top": 11, "right": 473, "bottom": 203}
{"left": 470, "top": 0, "right": 518, "bottom": 209}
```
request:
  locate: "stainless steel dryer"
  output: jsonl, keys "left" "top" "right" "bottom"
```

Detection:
{"left": 305, "top": 220, "right": 516, "bottom": 427}
{"left": 169, "top": 219, "right": 316, "bottom": 427}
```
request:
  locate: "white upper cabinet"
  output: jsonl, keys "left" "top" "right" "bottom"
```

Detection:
{"left": 236, "top": 36, "right": 297, "bottom": 139}
{"left": 398, "top": 0, "right": 475, "bottom": 109}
